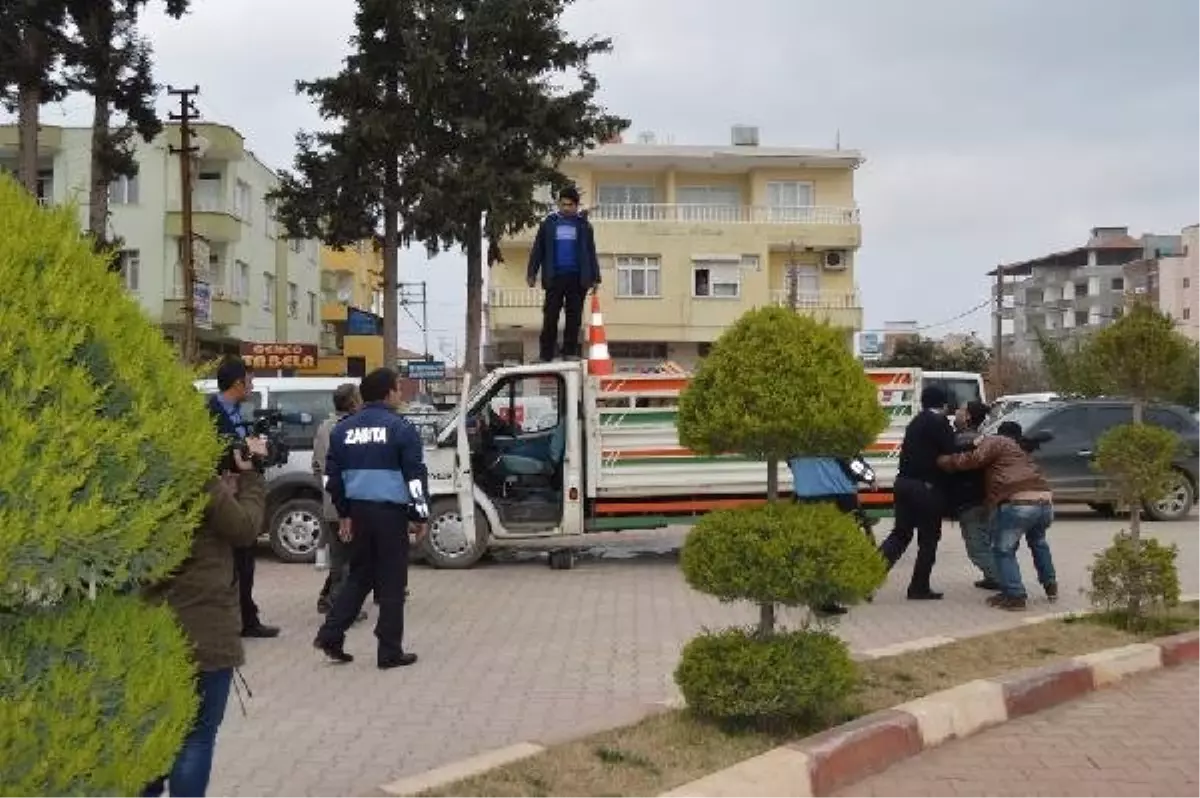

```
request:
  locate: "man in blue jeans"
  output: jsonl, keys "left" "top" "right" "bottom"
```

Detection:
{"left": 142, "top": 438, "right": 267, "bottom": 796}
{"left": 937, "top": 421, "right": 1057, "bottom": 611}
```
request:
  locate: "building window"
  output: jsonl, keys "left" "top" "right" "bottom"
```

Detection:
{"left": 1112, "top": 305, "right": 1124, "bottom": 318}
{"left": 1110, "top": 277, "right": 1124, "bottom": 291}
{"left": 1087, "top": 277, "right": 1100, "bottom": 296}
{"left": 195, "top": 171, "right": 222, "bottom": 212}
{"left": 1073, "top": 281, "right": 1087, "bottom": 299}
{"left": 596, "top": 184, "right": 655, "bottom": 219}
{"left": 677, "top": 186, "right": 741, "bottom": 221}
{"left": 233, "top": 260, "right": 249, "bottom": 302}
{"left": 263, "top": 272, "right": 275, "bottom": 311}
{"left": 1185, "top": 307, "right": 1192, "bottom": 321}
{"left": 1088, "top": 306, "right": 1102, "bottom": 326}
{"left": 208, "top": 250, "right": 226, "bottom": 296}
{"left": 1074, "top": 310, "right": 1089, "bottom": 327}
{"left": 287, "top": 281, "right": 299, "bottom": 318}
{"left": 35, "top": 168, "right": 53, "bottom": 205}
{"left": 1184, "top": 277, "right": 1191, "bottom": 289}
{"left": 787, "top": 264, "right": 820, "bottom": 302}
{"left": 234, "top": 179, "right": 252, "bottom": 220}
{"left": 264, "top": 198, "right": 278, "bottom": 238}
{"left": 608, "top": 342, "right": 668, "bottom": 360}
{"left": 118, "top": 249, "right": 140, "bottom": 291}
{"left": 766, "top": 181, "right": 814, "bottom": 222}
{"left": 693, "top": 261, "right": 740, "bottom": 298}
{"left": 306, "top": 291, "right": 317, "bottom": 325}
{"left": 108, "top": 172, "right": 139, "bottom": 205}
{"left": 615, "top": 255, "right": 661, "bottom": 298}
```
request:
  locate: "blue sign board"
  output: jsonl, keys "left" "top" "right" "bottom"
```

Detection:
{"left": 347, "top": 307, "right": 382, "bottom": 336}
{"left": 405, "top": 360, "right": 446, "bottom": 380}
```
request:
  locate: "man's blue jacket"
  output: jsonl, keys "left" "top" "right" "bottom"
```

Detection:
{"left": 527, "top": 210, "right": 601, "bottom": 289}
{"left": 325, "top": 402, "right": 429, "bottom": 521}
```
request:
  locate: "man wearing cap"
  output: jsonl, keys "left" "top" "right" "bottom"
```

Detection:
{"left": 937, "top": 420, "right": 1057, "bottom": 611}
{"left": 878, "top": 385, "right": 958, "bottom": 600}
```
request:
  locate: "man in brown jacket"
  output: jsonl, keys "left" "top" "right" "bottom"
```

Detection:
{"left": 313, "top": 383, "right": 363, "bottom": 617}
{"left": 937, "top": 421, "right": 1057, "bottom": 611}
{"left": 142, "top": 440, "right": 267, "bottom": 797}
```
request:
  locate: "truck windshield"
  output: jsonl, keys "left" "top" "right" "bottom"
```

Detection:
{"left": 924, "top": 377, "right": 982, "bottom": 411}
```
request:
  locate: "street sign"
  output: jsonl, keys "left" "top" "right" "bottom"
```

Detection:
{"left": 241, "top": 342, "right": 319, "bottom": 370}
{"left": 405, "top": 360, "right": 446, "bottom": 380}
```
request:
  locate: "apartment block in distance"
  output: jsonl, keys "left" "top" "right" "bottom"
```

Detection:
{"left": 0, "top": 122, "right": 321, "bottom": 359}
{"left": 488, "top": 125, "right": 864, "bottom": 372}
{"left": 990, "top": 226, "right": 1183, "bottom": 360}
{"left": 1124, "top": 224, "right": 1198, "bottom": 343}
{"left": 312, "top": 240, "right": 390, "bottom": 375}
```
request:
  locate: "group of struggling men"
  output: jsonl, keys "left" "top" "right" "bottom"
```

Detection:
{"left": 790, "top": 384, "right": 1058, "bottom": 612}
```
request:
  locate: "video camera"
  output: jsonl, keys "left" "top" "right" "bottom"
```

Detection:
{"left": 218, "top": 409, "right": 310, "bottom": 473}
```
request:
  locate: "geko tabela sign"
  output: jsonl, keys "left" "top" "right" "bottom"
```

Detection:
{"left": 240, "top": 342, "right": 318, "bottom": 370}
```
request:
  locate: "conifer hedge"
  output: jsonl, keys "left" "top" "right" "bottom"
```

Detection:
{"left": 0, "top": 173, "right": 221, "bottom": 794}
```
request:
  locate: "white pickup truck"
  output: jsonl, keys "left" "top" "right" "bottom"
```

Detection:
{"left": 417, "top": 361, "right": 984, "bottom": 570}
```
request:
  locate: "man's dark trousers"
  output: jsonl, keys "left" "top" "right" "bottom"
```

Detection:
{"left": 539, "top": 272, "right": 586, "bottom": 361}
{"left": 878, "top": 476, "right": 944, "bottom": 593}
{"left": 234, "top": 546, "right": 260, "bottom": 630}
{"left": 316, "top": 501, "right": 409, "bottom": 662}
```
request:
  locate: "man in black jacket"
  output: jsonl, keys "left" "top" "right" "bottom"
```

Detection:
{"left": 949, "top": 401, "right": 999, "bottom": 590}
{"left": 526, "top": 186, "right": 601, "bottom": 362}
{"left": 207, "top": 356, "right": 280, "bottom": 639}
{"left": 878, "top": 385, "right": 957, "bottom": 600}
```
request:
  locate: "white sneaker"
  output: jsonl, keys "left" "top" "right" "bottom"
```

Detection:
{"left": 314, "top": 545, "right": 330, "bottom": 571}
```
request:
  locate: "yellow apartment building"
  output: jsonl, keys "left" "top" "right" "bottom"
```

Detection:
{"left": 488, "top": 126, "right": 864, "bottom": 372}
{"left": 313, "top": 240, "right": 388, "bottom": 375}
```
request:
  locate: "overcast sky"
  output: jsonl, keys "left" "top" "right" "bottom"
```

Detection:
{"left": 23, "top": 0, "right": 1200, "bottom": 360}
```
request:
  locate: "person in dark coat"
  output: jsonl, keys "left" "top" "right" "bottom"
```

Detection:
{"left": 878, "top": 385, "right": 958, "bottom": 599}
{"left": 949, "top": 401, "right": 998, "bottom": 589}
{"left": 206, "top": 356, "right": 279, "bottom": 639}
{"left": 526, "top": 185, "right": 602, "bottom": 362}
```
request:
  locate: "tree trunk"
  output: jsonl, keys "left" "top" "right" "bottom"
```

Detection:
{"left": 17, "top": 82, "right": 41, "bottom": 197}
{"left": 1128, "top": 397, "right": 1145, "bottom": 619}
{"left": 766, "top": 457, "right": 779, "bottom": 503}
{"left": 757, "top": 602, "right": 775, "bottom": 637}
{"left": 88, "top": 97, "right": 111, "bottom": 244}
{"left": 464, "top": 212, "right": 484, "bottom": 379}
{"left": 382, "top": 173, "right": 400, "bottom": 371}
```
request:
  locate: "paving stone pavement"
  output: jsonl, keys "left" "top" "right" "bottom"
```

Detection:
{"left": 838, "top": 662, "right": 1200, "bottom": 797}
{"left": 208, "top": 510, "right": 1198, "bottom": 797}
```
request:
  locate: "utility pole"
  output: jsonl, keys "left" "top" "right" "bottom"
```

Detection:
{"left": 168, "top": 85, "right": 201, "bottom": 363}
{"left": 787, "top": 240, "right": 800, "bottom": 311}
{"left": 992, "top": 265, "right": 1005, "bottom": 395}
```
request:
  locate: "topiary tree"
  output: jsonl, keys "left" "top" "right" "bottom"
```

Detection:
{"left": 0, "top": 173, "right": 223, "bottom": 793}
{"left": 674, "top": 307, "right": 888, "bottom": 724}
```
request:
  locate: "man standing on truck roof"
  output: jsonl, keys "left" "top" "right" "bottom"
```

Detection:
{"left": 878, "top": 384, "right": 957, "bottom": 600}
{"left": 526, "top": 185, "right": 601, "bottom": 362}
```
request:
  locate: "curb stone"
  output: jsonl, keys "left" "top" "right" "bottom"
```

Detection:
{"left": 375, "top": 598, "right": 1200, "bottom": 797}
{"left": 667, "top": 630, "right": 1199, "bottom": 796}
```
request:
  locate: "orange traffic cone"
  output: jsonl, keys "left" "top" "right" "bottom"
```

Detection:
{"left": 586, "top": 293, "right": 613, "bottom": 376}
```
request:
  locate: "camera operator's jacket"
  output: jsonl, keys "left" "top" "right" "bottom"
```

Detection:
{"left": 325, "top": 402, "right": 429, "bottom": 520}
{"left": 143, "top": 471, "right": 265, "bottom": 671}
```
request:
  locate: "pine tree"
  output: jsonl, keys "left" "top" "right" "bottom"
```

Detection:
{"left": 0, "top": 0, "right": 69, "bottom": 195}
{"left": 62, "top": 0, "right": 190, "bottom": 249}
{"left": 272, "top": 0, "right": 627, "bottom": 373}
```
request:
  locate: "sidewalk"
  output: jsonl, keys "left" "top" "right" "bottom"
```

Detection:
{"left": 837, "top": 662, "right": 1199, "bottom": 797}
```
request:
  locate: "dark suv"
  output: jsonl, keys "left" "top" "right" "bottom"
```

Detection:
{"left": 983, "top": 399, "right": 1199, "bottom": 521}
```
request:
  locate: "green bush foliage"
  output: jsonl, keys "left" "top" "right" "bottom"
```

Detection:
{"left": 0, "top": 174, "right": 221, "bottom": 604}
{"left": 681, "top": 502, "right": 887, "bottom": 611}
{"left": 0, "top": 174, "right": 219, "bottom": 792}
{"left": 1089, "top": 532, "right": 1181, "bottom": 625}
{"left": 0, "top": 594, "right": 198, "bottom": 795}
{"left": 674, "top": 627, "right": 856, "bottom": 724}
{"left": 1087, "top": 302, "right": 1195, "bottom": 402}
{"left": 678, "top": 306, "right": 886, "bottom": 461}
{"left": 1094, "top": 423, "right": 1180, "bottom": 508}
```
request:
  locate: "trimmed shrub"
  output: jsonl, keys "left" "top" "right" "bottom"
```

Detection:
{"left": 678, "top": 307, "right": 886, "bottom": 462}
{"left": 681, "top": 502, "right": 887, "bottom": 612}
{"left": 1089, "top": 532, "right": 1181, "bottom": 626}
{"left": 1093, "top": 423, "right": 1181, "bottom": 509}
{"left": 675, "top": 627, "right": 856, "bottom": 724}
{"left": 0, "top": 594, "right": 198, "bottom": 795}
{"left": 0, "top": 173, "right": 219, "bottom": 791}
{"left": 0, "top": 174, "right": 221, "bottom": 604}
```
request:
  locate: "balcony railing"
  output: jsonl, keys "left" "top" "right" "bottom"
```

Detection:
{"left": 489, "top": 287, "right": 544, "bottom": 308}
{"left": 167, "top": 284, "right": 246, "bottom": 303}
{"left": 588, "top": 204, "right": 859, "bottom": 225}
{"left": 769, "top": 289, "right": 861, "bottom": 310}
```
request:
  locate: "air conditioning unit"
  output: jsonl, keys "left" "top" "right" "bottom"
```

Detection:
{"left": 822, "top": 250, "right": 848, "bottom": 271}
{"left": 731, "top": 125, "right": 760, "bottom": 146}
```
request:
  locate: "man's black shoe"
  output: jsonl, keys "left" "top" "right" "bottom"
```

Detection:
{"left": 1044, "top": 582, "right": 1059, "bottom": 602}
{"left": 974, "top": 578, "right": 1002, "bottom": 591}
{"left": 906, "top": 589, "right": 945, "bottom": 601}
{"left": 242, "top": 623, "right": 280, "bottom": 639}
{"left": 815, "top": 602, "right": 849, "bottom": 615}
{"left": 378, "top": 652, "right": 418, "bottom": 670}
{"left": 314, "top": 638, "right": 354, "bottom": 664}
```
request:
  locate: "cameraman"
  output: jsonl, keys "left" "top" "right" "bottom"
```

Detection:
{"left": 206, "top": 356, "right": 279, "bottom": 639}
{"left": 142, "top": 436, "right": 268, "bottom": 797}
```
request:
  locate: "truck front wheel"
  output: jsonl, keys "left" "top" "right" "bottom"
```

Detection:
{"left": 419, "top": 498, "right": 490, "bottom": 569}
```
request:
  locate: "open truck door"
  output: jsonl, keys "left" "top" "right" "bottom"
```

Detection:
{"left": 455, "top": 372, "right": 476, "bottom": 545}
